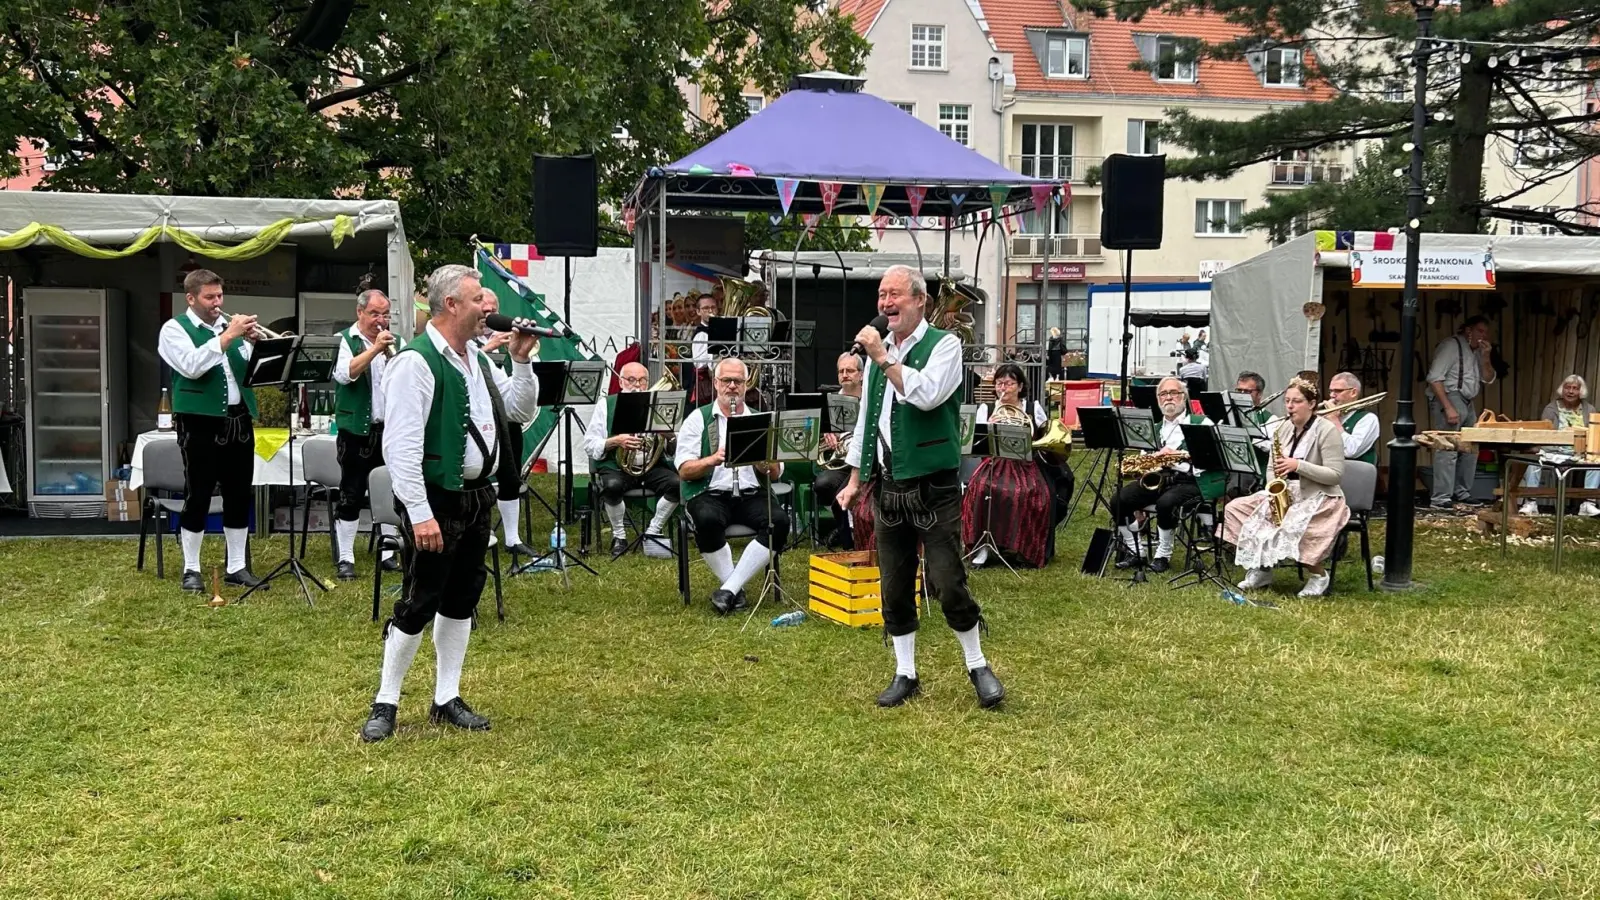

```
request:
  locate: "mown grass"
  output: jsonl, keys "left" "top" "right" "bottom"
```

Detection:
{"left": 4, "top": 483, "right": 1600, "bottom": 899}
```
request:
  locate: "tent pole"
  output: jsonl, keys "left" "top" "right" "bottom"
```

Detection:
{"left": 1120, "top": 250, "right": 1133, "bottom": 405}
{"left": 657, "top": 185, "right": 668, "bottom": 382}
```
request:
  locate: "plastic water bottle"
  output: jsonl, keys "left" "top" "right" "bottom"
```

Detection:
{"left": 1220, "top": 588, "right": 1248, "bottom": 606}
{"left": 1371, "top": 555, "right": 1385, "bottom": 575}
{"left": 549, "top": 525, "right": 566, "bottom": 550}
{"left": 771, "top": 610, "right": 806, "bottom": 627}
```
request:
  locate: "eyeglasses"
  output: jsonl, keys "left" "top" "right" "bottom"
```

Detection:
{"left": 1157, "top": 390, "right": 1186, "bottom": 398}
{"left": 716, "top": 377, "right": 746, "bottom": 386}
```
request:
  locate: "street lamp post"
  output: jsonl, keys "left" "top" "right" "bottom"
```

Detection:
{"left": 1382, "top": 0, "right": 1439, "bottom": 591}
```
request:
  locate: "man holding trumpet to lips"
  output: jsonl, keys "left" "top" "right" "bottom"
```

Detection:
{"left": 330, "top": 288, "right": 404, "bottom": 580}
{"left": 157, "top": 268, "right": 267, "bottom": 594}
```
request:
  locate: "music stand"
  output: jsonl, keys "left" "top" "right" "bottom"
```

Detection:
{"left": 1166, "top": 423, "right": 1236, "bottom": 592}
{"left": 239, "top": 335, "right": 337, "bottom": 606}
{"left": 1129, "top": 384, "right": 1158, "bottom": 414}
{"left": 1070, "top": 406, "right": 1123, "bottom": 526}
{"left": 522, "top": 359, "right": 605, "bottom": 587}
{"left": 722, "top": 410, "right": 809, "bottom": 626}
{"left": 606, "top": 388, "right": 687, "bottom": 557}
{"left": 961, "top": 419, "right": 1032, "bottom": 578}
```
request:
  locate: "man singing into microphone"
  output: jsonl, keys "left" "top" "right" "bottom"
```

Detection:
{"left": 360, "top": 264, "right": 541, "bottom": 742}
{"left": 836, "top": 265, "right": 1004, "bottom": 709}
{"left": 157, "top": 269, "right": 266, "bottom": 594}
{"left": 475, "top": 287, "right": 538, "bottom": 561}
{"left": 330, "top": 288, "right": 403, "bottom": 580}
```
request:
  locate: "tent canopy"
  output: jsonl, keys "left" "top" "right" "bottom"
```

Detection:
{"left": 628, "top": 85, "right": 1049, "bottom": 217}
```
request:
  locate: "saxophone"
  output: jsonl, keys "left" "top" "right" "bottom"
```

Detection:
{"left": 1266, "top": 426, "right": 1291, "bottom": 526}
{"left": 1121, "top": 451, "right": 1189, "bottom": 491}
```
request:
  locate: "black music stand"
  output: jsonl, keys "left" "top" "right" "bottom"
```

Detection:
{"left": 239, "top": 335, "right": 337, "bottom": 606}
{"left": 961, "top": 419, "right": 1033, "bottom": 578}
{"left": 723, "top": 408, "right": 814, "bottom": 627}
{"left": 1168, "top": 423, "right": 1239, "bottom": 592}
{"left": 521, "top": 359, "right": 605, "bottom": 586}
{"left": 1129, "top": 384, "right": 1158, "bottom": 415}
{"left": 606, "top": 387, "right": 688, "bottom": 557}
{"left": 1077, "top": 406, "right": 1161, "bottom": 582}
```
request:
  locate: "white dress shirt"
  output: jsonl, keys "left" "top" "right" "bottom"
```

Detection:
{"left": 157, "top": 308, "right": 254, "bottom": 406}
{"left": 674, "top": 402, "right": 784, "bottom": 492}
{"left": 584, "top": 395, "right": 615, "bottom": 462}
{"left": 332, "top": 325, "right": 391, "bottom": 424}
{"left": 1340, "top": 411, "right": 1380, "bottom": 460}
{"left": 691, "top": 324, "right": 713, "bottom": 370}
{"left": 844, "top": 319, "right": 964, "bottom": 470}
{"left": 976, "top": 400, "right": 1047, "bottom": 428}
{"left": 1159, "top": 412, "right": 1212, "bottom": 475}
{"left": 382, "top": 322, "right": 540, "bottom": 525}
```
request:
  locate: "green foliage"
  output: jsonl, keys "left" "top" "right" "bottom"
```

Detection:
{"left": 1243, "top": 142, "right": 1452, "bottom": 239}
{"left": 743, "top": 211, "right": 874, "bottom": 256}
{"left": 0, "top": 1, "right": 869, "bottom": 260}
{"left": 253, "top": 386, "right": 290, "bottom": 428}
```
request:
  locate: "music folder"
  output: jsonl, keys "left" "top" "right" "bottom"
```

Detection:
{"left": 611, "top": 391, "right": 652, "bottom": 436}
{"left": 827, "top": 392, "right": 860, "bottom": 433}
{"left": 243, "top": 336, "right": 300, "bottom": 387}
{"left": 724, "top": 412, "right": 775, "bottom": 467}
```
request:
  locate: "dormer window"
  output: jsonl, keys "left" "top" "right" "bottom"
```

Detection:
{"left": 1155, "top": 36, "right": 1196, "bottom": 83}
{"left": 1264, "top": 47, "right": 1302, "bottom": 86}
{"left": 1046, "top": 34, "right": 1088, "bottom": 78}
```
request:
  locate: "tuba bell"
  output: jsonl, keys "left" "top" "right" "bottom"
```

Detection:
{"left": 618, "top": 367, "right": 680, "bottom": 477}
{"left": 1031, "top": 380, "right": 1073, "bottom": 464}
{"left": 816, "top": 432, "right": 852, "bottom": 470}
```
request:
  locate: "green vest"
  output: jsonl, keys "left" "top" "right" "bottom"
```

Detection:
{"left": 169, "top": 315, "right": 257, "bottom": 418}
{"left": 857, "top": 327, "right": 961, "bottom": 482}
{"left": 678, "top": 404, "right": 773, "bottom": 502}
{"left": 1176, "top": 413, "right": 1228, "bottom": 502}
{"left": 1342, "top": 409, "right": 1378, "bottom": 464}
{"left": 594, "top": 394, "right": 621, "bottom": 473}
{"left": 334, "top": 327, "right": 405, "bottom": 436}
{"left": 405, "top": 338, "right": 502, "bottom": 491}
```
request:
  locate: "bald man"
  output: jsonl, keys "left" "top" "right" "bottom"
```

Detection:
{"left": 584, "top": 361, "right": 679, "bottom": 558}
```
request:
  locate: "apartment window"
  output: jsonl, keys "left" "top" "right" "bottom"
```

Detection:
{"left": 911, "top": 24, "right": 945, "bottom": 70}
{"left": 1127, "top": 119, "right": 1160, "bottom": 155}
{"left": 1046, "top": 35, "right": 1088, "bottom": 78}
{"left": 1514, "top": 129, "right": 1558, "bottom": 167}
{"left": 1156, "top": 36, "right": 1196, "bottom": 82}
{"left": 1264, "top": 47, "right": 1302, "bottom": 86}
{"left": 1017, "top": 283, "right": 1090, "bottom": 350}
{"left": 938, "top": 104, "right": 971, "bottom": 146}
{"left": 1381, "top": 78, "right": 1405, "bottom": 102}
{"left": 1020, "top": 201, "right": 1071, "bottom": 235}
{"left": 1508, "top": 205, "right": 1562, "bottom": 236}
{"left": 891, "top": 101, "right": 917, "bottom": 116}
{"left": 1019, "top": 122, "right": 1076, "bottom": 180}
{"left": 1195, "top": 199, "right": 1245, "bottom": 235}
{"left": 743, "top": 95, "right": 764, "bottom": 115}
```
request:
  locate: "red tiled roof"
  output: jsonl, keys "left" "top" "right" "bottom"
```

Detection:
{"left": 837, "top": 0, "right": 890, "bottom": 37}
{"left": 983, "top": 0, "right": 1337, "bottom": 103}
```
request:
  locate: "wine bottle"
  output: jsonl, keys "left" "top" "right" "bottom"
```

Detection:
{"left": 298, "top": 385, "right": 311, "bottom": 431}
{"left": 157, "top": 387, "right": 174, "bottom": 432}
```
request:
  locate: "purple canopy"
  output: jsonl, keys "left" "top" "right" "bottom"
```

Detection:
{"left": 628, "top": 86, "right": 1051, "bottom": 218}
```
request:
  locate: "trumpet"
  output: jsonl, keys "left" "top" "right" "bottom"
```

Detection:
{"left": 222, "top": 313, "right": 290, "bottom": 341}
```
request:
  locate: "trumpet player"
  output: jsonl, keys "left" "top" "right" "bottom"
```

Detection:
{"left": 474, "top": 287, "right": 536, "bottom": 560}
{"left": 584, "top": 362, "right": 679, "bottom": 558}
{"left": 1223, "top": 377, "right": 1349, "bottom": 598}
{"left": 1326, "top": 372, "right": 1380, "bottom": 465}
{"left": 156, "top": 268, "right": 266, "bottom": 594}
{"left": 1107, "top": 377, "right": 1220, "bottom": 573}
{"left": 330, "top": 289, "right": 403, "bottom": 580}
{"left": 813, "top": 351, "right": 864, "bottom": 550}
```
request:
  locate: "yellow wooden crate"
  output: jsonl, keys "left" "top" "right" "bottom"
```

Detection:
{"left": 807, "top": 552, "right": 920, "bottom": 627}
{"left": 809, "top": 597, "right": 885, "bottom": 628}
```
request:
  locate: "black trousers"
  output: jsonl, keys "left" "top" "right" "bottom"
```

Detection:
{"left": 875, "top": 469, "right": 980, "bottom": 637}
{"left": 496, "top": 422, "right": 525, "bottom": 501}
{"left": 1110, "top": 477, "right": 1201, "bottom": 530}
{"left": 595, "top": 461, "right": 680, "bottom": 505}
{"left": 335, "top": 425, "right": 385, "bottom": 522}
{"left": 390, "top": 481, "right": 495, "bottom": 635}
{"left": 175, "top": 407, "right": 254, "bottom": 531}
{"left": 687, "top": 490, "right": 790, "bottom": 552}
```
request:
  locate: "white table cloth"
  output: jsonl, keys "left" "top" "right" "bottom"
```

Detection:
{"left": 129, "top": 430, "right": 337, "bottom": 490}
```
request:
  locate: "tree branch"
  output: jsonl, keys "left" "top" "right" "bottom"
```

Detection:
{"left": 5, "top": 25, "right": 142, "bottom": 180}
{"left": 305, "top": 51, "right": 444, "bottom": 112}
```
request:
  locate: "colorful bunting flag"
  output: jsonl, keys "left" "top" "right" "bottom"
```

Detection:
{"left": 987, "top": 184, "right": 1009, "bottom": 216}
{"left": 1060, "top": 183, "right": 1072, "bottom": 205}
{"left": 905, "top": 185, "right": 928, "bottom": 220}
{"left": 623, "top": 206, "right": 636, "bottom": 235}
{"left": 818, "top": 182, "right": 842, "bottom": 217}
{"left": 949, "top": 191, "right": 968, "bottom": 213}
{"left": 1030, "top": 183, "right": 1054, "bottom": 211}
{"left": 768, "top": 213, "right": 783, "bottom": 228}
{"left": 872, "top": 214, "right": 890, "bottom": 239}
{"left": 861, "top": 183, "right": 886, "bottom": 217}
{"left": 688, "top": 164, "right": 714, "bottom": 175}
{"left": 775, "top": 178, "right": 800, "bottom": 216}
{"left": 802, "top": 213, "right": 819, "bottom": 239}
{"left": 728, "top": 163, "right": 755, "bottom": 177}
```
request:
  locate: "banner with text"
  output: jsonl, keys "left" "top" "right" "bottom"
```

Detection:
{"left": 1347, "top": 247, "right": 1496, "bottom": 290}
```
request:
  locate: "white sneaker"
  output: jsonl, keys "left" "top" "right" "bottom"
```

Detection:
{"left": 1580, "top": 502, "right": 1600, "bottom": 518}
{"left": 1519, "top": 500, "right": 1540, "bottom": 516}
{"left": 1298, "top": 572, "right": 1331, "bottom": 598}
{"left": 1238, "top": 568, "right": 1273, "bottom": 590}
{"left": 642, "top": 533, "right": 673, "bottom": 559}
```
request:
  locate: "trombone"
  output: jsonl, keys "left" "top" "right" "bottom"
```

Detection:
{"left": 1317, "top": 392, "right": 1386, "bottom": 419}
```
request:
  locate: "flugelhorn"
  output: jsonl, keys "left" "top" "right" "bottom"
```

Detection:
{"left": 222, "top": 313, "right": 289, "bottom": 341}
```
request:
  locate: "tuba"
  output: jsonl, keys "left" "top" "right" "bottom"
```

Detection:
{"left": 1265, "top": 425, "right": 1291, "bottom": 525}
{"left": 618, "top": 368, "right": 680, "bottom": 477}
{"left": 1031, "top": 380, "right": 1073, "bottom": 464}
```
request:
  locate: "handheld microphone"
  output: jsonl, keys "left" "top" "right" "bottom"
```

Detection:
{"left": 484, "top": 313, "right": 569, "bottom": 339}
{"left": 850, "top": 315, "right": 890, "bottom": 356}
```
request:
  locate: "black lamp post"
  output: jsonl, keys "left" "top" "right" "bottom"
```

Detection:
{"left": 1381, "top": 0, "right": 1439, "bottom": 591}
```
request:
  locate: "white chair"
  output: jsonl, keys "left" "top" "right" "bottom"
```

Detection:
{"left": 136, "top": 440, "right": 223, "bottom": 579}
{"left": 299, "top": 439, "right": 343, "bottom": 563}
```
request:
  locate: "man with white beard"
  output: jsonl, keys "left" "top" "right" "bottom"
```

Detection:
{"left": 1106, "top": 377, "right": 1223, "bottom": 572}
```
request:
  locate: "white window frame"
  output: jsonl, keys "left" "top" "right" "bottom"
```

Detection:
{"left": 1195, "top": 199, "right": 1246, "bottom": 236}
{"left": 910, "top": 24, "right": 946, "bottom": 71}
{"left": 1019, "top": 122, "right": 1077, "bottom": 181}
{"left": 1264, "top": 47, "right": 1302, "bottom": 87}
{"left": 1046, "top": 35, "right": 1089, "bottom": 79}
{"left": 1127, "top": 119, "right": 1160, "bottom": 155}
{"left": 1156, "top": 36, "right": 1196, "bottom": 83}
{"left": 891, "top": 101, "right": 917, "bottom": 116}
{"left": 1514, "top": 129, "right": 1558, "bottom": 167}
{"left": 938, "top": 103, "right": 971, "bottom": 147}
{"left": 742, "top": 95, "right": 764, "bottom": 116}
{"left": 1381, "top": 78, "right": 1405, "bottom": 102}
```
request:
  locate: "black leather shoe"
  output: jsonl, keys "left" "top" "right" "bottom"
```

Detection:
{"left": 360, "top": 702, "right": 398, "bottom": 743}
{"left": 876, "top": 675, "right": 921, "bottom": 707}
{"left": 969, "top": 665, "right": 1005, "bottom": 709}
{"left": 429, "top": 696, "right": 490, "bottom": 731}
{"left": 610, "top": 537, "right": 630, "bottom": 558}
{"left": 336, "top": 561, "right": 358, "bottom": 581}
{"left": 1149, "top": 558, "right": 1171, "bottom": 574}
{"left": 224, "top": 568, "right": 268, "bottom": 590}
{"left": 1114, "top": 553, "right": 1137, "bottom": 570}
{"left": 181, "top": 570, "right": 204, "bottom": 594}
{"left": 508, "top": 542, "right": 538, "bottom": 559}
{"left": 732, "top": 589, "right": 750, "bottom": 611}
{"left": 709, "top": 588, "right": 736, "bottom": 615}
{"left": 381, "top": 555, "right": 400, "bottom": 572}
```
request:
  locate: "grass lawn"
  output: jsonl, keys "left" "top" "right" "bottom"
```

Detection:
{"left": 4, "top": 481, "right": 1600, "bottom": 899}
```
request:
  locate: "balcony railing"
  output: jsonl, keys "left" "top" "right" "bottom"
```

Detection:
{"left": 1269, "top": 161, "right": 1347, "bottom": 186}
{"left": 1008, "top": 154, "right": 1104, "bottom": 184}
{"left": 1008, "top": 234, "right": 1104, "bottom": 260}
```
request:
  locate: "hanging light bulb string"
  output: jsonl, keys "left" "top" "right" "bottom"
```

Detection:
{"left": 1410, "top": 35, "right": 1594, "bottom": 71}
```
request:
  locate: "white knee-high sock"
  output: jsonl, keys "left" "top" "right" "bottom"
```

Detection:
{"left": 954, "top": 625, "right": 988, "bottom": 671}
{"left": 374, "top": 627, "right": 425, "bottom": 705}
{"left": 604, "top": 501, "right": 628, "bottom": 539}
{"left": 380, "top": 523, "right": 397, "bottom": 560}
{"left": 648, "top": 497, "right": 676, "bottom": 534}
{"left": 1117, "top": 525, "right": 1139, "bottom": 555}
{"left": 892, "top": 633, "right": 917, "bottom": 678}
{"left": 181, "top": 528, "right": 204, "bottom": 573}
{"left": 335, "top": 518, "right": 359, "bottom": 563}
{"left": 722, "top": 540, "right": 771, "bottom": 593}
{"left": 432, "top": 614, "right": 472, "bottom": 705}
{"left": 1156, "top": 527, "right": 1175, "bottom": 560}
{"left": 224, "top": 527, "right": 249, "bottom": 574}
{"left": 497, "top": 499, "right": 521, "bottom": 547}
{"left": 703, "top": 544, "right": 734, "bottom": 583}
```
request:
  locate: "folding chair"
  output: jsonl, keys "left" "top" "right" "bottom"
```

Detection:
{"left": 299, "top": 438, "right": 342, "bottom": 563}
{"left": 136, "top": 440, "right": 223, "bottom": 579}
{"left": 1327, "top": 460, "right": 1377, "bottom": 592}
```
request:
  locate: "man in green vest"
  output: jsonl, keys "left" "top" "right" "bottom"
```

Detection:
{"left": 330, "top": 288, "right": 403, "bottom": 581}
{"left": 585, "top": 361, "right": 679, "bottom": 559}
{"left": 1235, "top": 371, "right": 1272, "bottom": 427}
{"left": 1327, "top": 372, "right": 1380, "bottom": 465}
{"left": 359, "top": 264, "right": 541, "bottom": 743}
{"left": 473, "top": 286, "right": 538, "bottom": 562}
{"left": 834, "top": 265, "right": 1004, "bottom": 710}
{"left": 1108, "top": 377, "right": 1223, "bottom": 573}
{"left": 156, "top": 268, "right": 266, "bottom": 594}
{"left": 674, "top": 357, "right": 789, "bottom": 615}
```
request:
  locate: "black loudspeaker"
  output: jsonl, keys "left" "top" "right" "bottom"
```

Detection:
{"left": 533, "top": 154, "right": 599, "bottom": 257}
{"left": 1099, "top": 153, "right": 1165, "bottom": 251}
